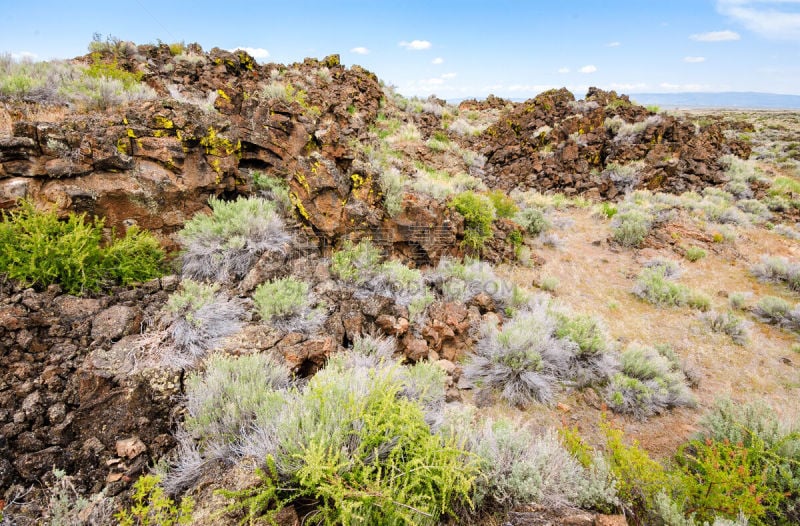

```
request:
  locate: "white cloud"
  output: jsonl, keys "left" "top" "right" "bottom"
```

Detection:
{"left": 558, "top": 67, "right": 570, "bottom": 74}
{"left": 689, "top": 30, "right": 741, "bottom": 41}
{"left": 684, "top": 56, "right": 707, "bottom": 63}
{"left": 717, "top": 0, "right": 800, "bottom": 40}
{"left": 11, "top": 51, "right": 37, "bottom": 61}
{"left": 606, "top": 41, "right": 622, "bottom": 47}
{"left": 441, "top": 72, "right": 457, "bottom": 79}
{"left": 579, "top": 64, "right": 597, "bottom": 73}
{"left": 399, "top": 40, "right": 432, "bottom": 50}
{"left": 420, "top": 77, "right": 445, "bottom": 86}
{"left": 431, "top": 57, "right": 444, "bottom": 64}
{"left": 230, "top": 47, "right": 270, "bottom": 59}
{"left": 350, "top": 46, "right": 369, "bottom": 55}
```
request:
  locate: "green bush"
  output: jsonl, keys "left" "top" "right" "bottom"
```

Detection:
{"left": 330, "top": 238, "right": 382, "bottom": 283}
{"left": 102, "top": 226, "right": 165, "bottom": 286}
{"left": 633, "top": 266, "right": 710, "bottom": 311}
{"left": 218, "top": 358, "right": 477, "bottom": 525}
{"left": 178, "top": 196, "right": 289, "bottom": 283}
{"left": 676, "top": 438, "right": 787, "bottom": 525}
{"left": 606, "top": 345, "right": 694, "bottom": 418}
{"left": 451, "top": 191, "right": 495, "bottom": 251}
{"left": 684, "top": 246, "right": 707, "bottom": 262}
{"left": 0, "top": 200, "right": 163, "bottom": 294}
{"left": 116, "top": 474, "right": 194, "bottom": 526}
{"left": 554, "top": 313, "right": 608, "bottom": 356}
{"left": 487, "top": 190, "right": 519, "bottom": 219}
{"left": 515, "top": 207, "right": 550, "bottom": 236}
{"left": 601, "top": 422, "right": 678, "bottom": 521}
{"left": 679, "top": 399, "right": 800, "bottom": 525}
{"left": 253, "top": 277, "right": 309, "bottom": 320}
{"left": 611, "top": 209, "right": 652, "bottom": 247}
{"left": 252, "top": 171, "right": 292, "bottom": 212}
{"left": 598, "top": 202, "right": 618, "bottom": 219}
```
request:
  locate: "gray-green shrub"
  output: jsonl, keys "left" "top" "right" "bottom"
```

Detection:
{"left": 606, "top": 345, "right": 695, "bottom": 418}
{"left": 178, "top": 197, "right": 290, "bottom": 283}
{"left": 633, "top": 265, "right": 710, "bottom": 311}
{"left": 753, "top": 296, "right": 800, "bottom": 331}
{"left": 515, "top": 207, "right": 550, "bottom": 236}
{"left": 701, "top": 310, "right": 750, "bottom": 345}
{"left": 751, "top": 256, "right": 800, "bottom": 292}
{"left": 165, "top": 280, "right": 246, "bottom": 366}
{"left": 214, "top": 353, "right": 477, "bottom": 525}
{"left": 611, "top": 209, "right": 652, "bottom": 247}
{"left": 471, "top": 419, "right": 618, "bottom": 511}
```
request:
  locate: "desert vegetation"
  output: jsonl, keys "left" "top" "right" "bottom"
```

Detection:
{"left": 1, "top": 38, "right": 800, "bottom": 526}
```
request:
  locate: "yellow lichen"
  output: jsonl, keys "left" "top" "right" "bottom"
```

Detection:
{"left": 116, "top": 138, "right": 128, "bottom": 154}
{"left": 154, "top": 115, "right": 174, "bottom": 129}
{"left": 200, "top": 126, "right": 239, "bottom": 156}
{"left": 217, "top": 89, "right": 231, "bottom": 101}
{"left": 294, "top": 171, "right": 311, "bottom": 193}
{"left": 290, "top": 192, "right": 310, "bottom": 221}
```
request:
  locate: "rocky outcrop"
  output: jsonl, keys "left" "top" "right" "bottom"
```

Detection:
{"left": 0, "top": 48, "right": 386, "bottom": 251}
{"left": 0, "top": 278, "right": 183, "bottom": 499}
{"left": 474, "top": 88, "right": 751, "bottom": 198}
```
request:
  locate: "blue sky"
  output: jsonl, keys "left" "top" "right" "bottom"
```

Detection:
{"left": 2, "top": 0, "right": 800, "bottom": 98}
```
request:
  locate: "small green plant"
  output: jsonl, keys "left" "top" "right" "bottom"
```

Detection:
{"left": 0, "top": 200, "right": 163, "bottom": 294}
{"left": 451, "top": 191, "right": 495, "bottom": 251}
{"left": 554, "top": 313, "right": 608, "bottom": 356}
{"left": 515, "top": 207, "right": 550, "bottom": 236}
{"left": 684, "top": 246, "right": 707, "bottom": 262}
{"left": 612, "top": 209, "right": 652, "bottom": 247}
{"left": 601, "top": 420, "right": 676, "bottom": 518}
{"left": 252, "top": 171, "right": 292, "bottom": 212}
{"left": 115, "top": 474, "right": 194, "bottom": 526}
{"left": 539, "top": 276, "right": 559, "bottom": 292}
{"left": 606, "top": 345, "right": 695, "bottom": 418}
{"left": 330, "top": 239, "right": 382, "bottom": 283}
{"left": 702, "top": 310, "right": 749, "bottom": 345}
{"left": 488, "top": 190, "right": 519, "bottom": 219}
{"left": 633, "top": 266, "right": 710, "bottom": 311}
{"left": 598, "top": 202, "right": 618, "bottom": 219}
{"left": 728, "top": 291, "right": 749, "bottom": 310}
{"left": 253, "top": 276, "right": 309, "bottom": 320}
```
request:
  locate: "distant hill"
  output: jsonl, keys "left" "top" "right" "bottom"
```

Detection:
{"left": 628, "top": 92, "right": 800, "bottom": 110}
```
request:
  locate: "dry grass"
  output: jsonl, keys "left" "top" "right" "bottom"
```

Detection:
{"left": 492, "top": 206, "right": 800, "bottom": 457}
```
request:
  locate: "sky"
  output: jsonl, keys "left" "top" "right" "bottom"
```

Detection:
{"left": 2, "top": 0, "right": 800, "bottom": 99}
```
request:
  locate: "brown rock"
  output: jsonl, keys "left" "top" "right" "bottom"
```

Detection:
{"left": 115, "top": 437, "right": 147, "bottom": 459}
{"left": 91, "top": 305, "right": 139, "bottom": 341}
{"left": 402, "top": 334, "right": 429, "bottom": 361}
{"left": 595, "top": 515, "right": 628, "bottom": 526}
